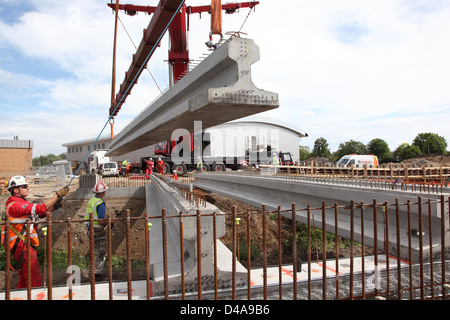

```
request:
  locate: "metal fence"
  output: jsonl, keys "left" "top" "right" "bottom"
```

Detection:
{"left": 1, "top": 195, "right": 450, "bottom": 300}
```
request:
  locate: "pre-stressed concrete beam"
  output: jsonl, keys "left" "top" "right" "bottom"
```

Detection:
{"left": 107, "top": 37, "right": 279, "bottom": 157}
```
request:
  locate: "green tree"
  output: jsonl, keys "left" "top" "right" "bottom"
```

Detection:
{"left": 32, "top": 153, "right": 62, "bottom": 167}
{"left": 367, "top": 138, "right": 391, "bottom": 163}
{"left": 299, "top": 145, "right": 311, "bottom": 161}
{"left": 393, "top": 143, "right": 421, "bottom": 162}
{"left": 310, "top": 137, "right": 331, "bottom": 158}
{"left": 412, "top": 132, "right": 447, "bottom": 155}
{"left": 334, "top": 140, "right": 367, "bottom": 160}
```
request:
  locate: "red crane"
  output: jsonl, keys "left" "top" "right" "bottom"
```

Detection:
{"left": 107, "top": 1, "right": 259, "bottom": 121}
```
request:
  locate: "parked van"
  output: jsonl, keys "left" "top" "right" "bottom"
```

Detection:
{"left": 99, "top": 162, "right": 119, "bottom": 177}
{"left": 336, "top": 154, "right": 379, "bottom": 168}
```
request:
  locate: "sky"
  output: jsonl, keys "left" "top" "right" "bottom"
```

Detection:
{"left": 1, "top": 0, "right": 450, "bottom": 158}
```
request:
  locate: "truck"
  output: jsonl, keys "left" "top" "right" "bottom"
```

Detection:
{"left": 149, "top": 132, "right": 289, "bottom": 175}
{"left": 336, "top": 154, "right": 379, "bottom": 168}
{"left": 87, "top": 149, "right": 111, "bottom": 173}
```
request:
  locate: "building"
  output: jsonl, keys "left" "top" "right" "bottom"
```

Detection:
{"left": 0, "top": 138, "right": 33, "bottom": 179}
{"left": 62, "top": 116, "right": 307, "bottom": 165}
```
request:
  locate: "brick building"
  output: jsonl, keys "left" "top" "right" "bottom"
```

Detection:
{"left": 0, "top": 139, "right": 33, "bottom": 180}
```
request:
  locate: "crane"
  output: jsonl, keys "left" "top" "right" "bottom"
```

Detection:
{"left": 107, "top": 0, "right": 259, "bottom": 132}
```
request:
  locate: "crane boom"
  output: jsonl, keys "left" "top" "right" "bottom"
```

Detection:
{"left": 109, "top": 0, "right": 185, "bottom": 118}
{"left": 108, "top": 1, "right": 259, "bottom": 118}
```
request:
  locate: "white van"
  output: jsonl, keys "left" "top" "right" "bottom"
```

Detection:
{"left": 336, "top": 154, "right": 379, "bottom": 168}
{"left": 99, "top": 162, "right": 119, "bottom": 177}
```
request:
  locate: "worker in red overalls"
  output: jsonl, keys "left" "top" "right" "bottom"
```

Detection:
{"left": 156, "top": 158, "right": 165, "bottom": 174}
{"left": 2, "top": 176, "right": 69, "bottom": 288}
{"left": 145, "top": 158, "right": 154, "bottom": 178}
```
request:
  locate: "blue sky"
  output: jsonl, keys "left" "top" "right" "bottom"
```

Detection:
{"left": 1, "top": 0, "right": 450, "bottom": 157}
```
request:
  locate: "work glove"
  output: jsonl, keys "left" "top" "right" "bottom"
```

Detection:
{"left": 56, "top": 186, "right": 69, "bottom": 198}
{"left": 54, "top": 198, "right": 65, "bottom": 209}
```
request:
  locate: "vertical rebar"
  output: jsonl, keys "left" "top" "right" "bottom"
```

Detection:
{"left": 350, "top": 200, "right": 354, "bottom": 300}
{"left": 196, "top": 208, "right": 202, "bottom": 300}
{"left": 334, "top": 203, "right": 339, "bottom": 300}
{"left": 262, "top": 204, "right": 268, "bottom": 300}
{"left": 4, "top": 214, "right": 11, "bottom": 300}
{"left": 373, "top": 199, "right": 379, "bottom": 298}
{"left": 162, "top": 208, "right": 169, "bottom": 299}
{"left": 441, "top": 195, "right": 447, "bottom": 300}
{"left": 427, "top": 199, "right": 434, "bottom": 299}
{"left": 213, "top": 211, "right": 218, "bottom": 300}
{"left": 384, "top": 201, "right": 390, "bottom": 300}
{"left": 292, "top": 202, "right": 297, "bottom": 300}
{"left": 361, "top": 201, "right": 365, "bottom": 299}
{"left": 307, "top": 205, "right": 311, "bottom": 300}
{"left": 407, "top": 200, "right": 413, "bottom": 299}
{"left": 179, "top": 211, "right": 185, "bottom": 299}
{"left": 232, "top": 206, "right": 237, "bottom": 300}
{"left": 67, "top": 218, "right": 73, "bottom": 300}
{"left": 246, "top": 208, "right": 251, "bottom": 300}
{"left": 418, "top": 197, "right": 424, "bottom": 299}
{"left": 321, "top": 201, "right": 327, "bottom": 300}
{"left": 26, "top": 218, "right": 31, "bottom": 300}
{"left": 89, "top": 211, "right": 95, "bottom": 300}
{"left": 46, "top": 213, "right": 52, "bottom": 300}
{"left": 395, "top": 198, "right": 401, "bottom": 300}
{"left": 145, "top": 213, "right": 151, "bottom": 300}
{"left": 277, "top": 205, "right": 282, "bottom": 298}
{"left": 107, "top": 213, "right": 113, "bottom": 300}
{"left": 126, "top": 209, "right": 132, "bottom": 300}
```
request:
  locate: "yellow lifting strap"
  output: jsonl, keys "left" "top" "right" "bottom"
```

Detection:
{"left": 210, "top": 0, "right": 222, "bottom": 35}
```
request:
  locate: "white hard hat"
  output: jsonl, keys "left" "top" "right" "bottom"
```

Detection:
{"left": 158, "top": 158, "right": 161, "bottom": 161}
{"left": 92, "top": 182, "right": 108, "bottom": 193}
{"left": 6, "top": 175, "right": 28, "bottom": 191}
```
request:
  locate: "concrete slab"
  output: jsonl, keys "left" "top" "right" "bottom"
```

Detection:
{"left": 108, "top": 37, "right": 279, "bottom": 156}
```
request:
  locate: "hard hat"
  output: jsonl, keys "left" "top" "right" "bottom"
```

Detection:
{"left": 6, "top": 175, "right": 28, "bottom": 191}
{"left": 158, "top": 158, "right": 161, "bottom": 161}
{"left": 92, "top": 182, "right": 108, "bottom": 193}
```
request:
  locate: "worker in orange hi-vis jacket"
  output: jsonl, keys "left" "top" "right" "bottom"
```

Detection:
{"left": 2, "top": 176, "right": 69, "bottom": 288}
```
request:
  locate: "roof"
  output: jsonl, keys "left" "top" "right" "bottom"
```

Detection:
{"left": 226, "top": 116, "right": 308, "bottom": 137}
{"left": 62, "top": 135, "right": 111, "bottom": 147}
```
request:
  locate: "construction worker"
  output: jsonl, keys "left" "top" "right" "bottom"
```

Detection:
{"left": 145, "top": 158, "right": 154, "bottom": 178}
{"left": 84, "top": 182, "right": 109, "bottom": 281}
{"left": 173, "top": 170, "right": 179, "bottom": 180}
{"left": 156, "top": 158, "right": 165, "bottom": 174}
{"left": 272, "top": 152, "right": 279, "bottom": 166}
{"left": 2, "top": 176, "right": 69, "bottom": 288}
{"left": 196, "top": 157, "right": 203, "bottom": 172}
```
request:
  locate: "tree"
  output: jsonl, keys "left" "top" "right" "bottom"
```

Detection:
{"left": 299, "top": 145, "right": 311, "bottom": 161}
{"left": 393, "top": 143, "right": 421, "bottom": 162}
{"left": 310, "top": 137, "right": 331, "bottom": 158}
{"left": 334, "top": 140, "right": 367, "bottom": 160}
{"left": 32, "top": 153, "right": 62, "bottom": 167}
{"left": 367, "top": 138, "right": 391, "bottom": 163}
{"left": 412, "top": 133, "right": 447, "bottom": 155}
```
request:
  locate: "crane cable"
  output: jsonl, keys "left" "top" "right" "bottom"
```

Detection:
{"left": 51, "top": 0, "right": 187, "bottom": 220}
{"left": 118, "top": 15, "right": 163, "bottom": 94}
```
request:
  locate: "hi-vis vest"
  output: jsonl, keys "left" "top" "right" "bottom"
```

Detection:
{"left": 1, "top": 202, "right": 39, "bottom": 250}
{"left": 84, "top": 197, "right": 105, "bottom": 228}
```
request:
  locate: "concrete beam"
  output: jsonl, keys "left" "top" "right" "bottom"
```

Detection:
{"left": 107, "top": 37, "right": 279, "bottom": 156}
{"left": 194, "top": 173, "right": 450, "bottom": 262}
{"left": 146, "top": 175, "right": 247, "bottom": 295}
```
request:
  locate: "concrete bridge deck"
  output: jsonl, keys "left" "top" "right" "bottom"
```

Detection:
{"left": 193, "top": 172, "right": 450, "bottom": 262}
